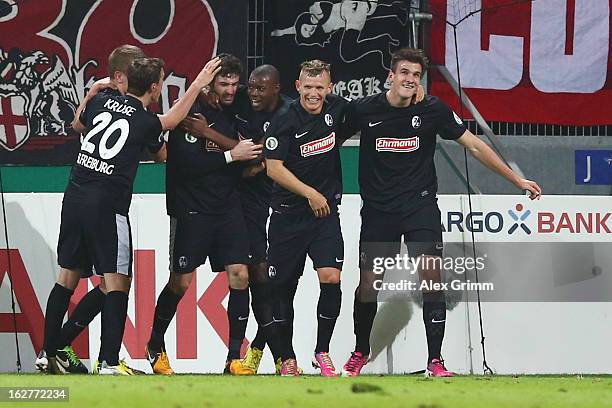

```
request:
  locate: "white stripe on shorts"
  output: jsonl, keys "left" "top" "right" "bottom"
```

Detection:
{"left": 115, "top": 214, "right": 131, "bottom": 275}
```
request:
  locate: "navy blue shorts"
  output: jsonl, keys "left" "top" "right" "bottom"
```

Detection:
{"left": 57, "top": 200, "right": 132, "bottom": 277}
{"left": 170, "top": 206, "right": 250, "bottom": 274}
{"left": 267, "top": 207, "right": 344, "bottom": 284}
{"left": 359, "top": 202, "right": 443, "bottom": 271}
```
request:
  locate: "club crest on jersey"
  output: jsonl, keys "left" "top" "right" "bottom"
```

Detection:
{"left": 453, "top": 111, "right": 463, "bottom": 125}
{"left": 375, "top": 136, "right": 420, "bottom": 153}
{"left": 206, "top": 140, "right": 222, "bottom": 152}
{"left": 411, "top": 116, "right": 421, "bottom": 129}
{"left": 268, "top": 265, "right": 276, "bottom": 278}
{"left": 324, "top": 113, "right": 333, "bottom": 127}
{"left": 266, "top": 136, "right": 278, "bottom": 150}
{"left": 185, "top": 133, "right": 197, "bottom": 143}
{"left": 300, "top": 132, "right": 335, "bottom": 157}
{"left": 263, "top": 121, "right": 270, "bottom": 132}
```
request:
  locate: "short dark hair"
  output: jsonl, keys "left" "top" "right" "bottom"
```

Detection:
{"left": 299, "top": 59, "right": 331, "bottom": 78}
{"left": 108, "top": 44, "right": 145, "bottom": 77}
{"left": 390, "top": 48, "right": 429, "bottom": 73}
{"left": 250, "top": 64, "right": 280, "bottom": 84}
{"left": 127, "top": 57, "right": 165, "bottom": 96}
{"left": 215, "top": 53, "right": 242, "bottom": 79}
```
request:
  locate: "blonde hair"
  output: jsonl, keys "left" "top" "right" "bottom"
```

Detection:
{"left": 299, "top": 59, "right": 331, "bottom": 78}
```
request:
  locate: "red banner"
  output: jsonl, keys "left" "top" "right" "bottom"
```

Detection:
{"left": 429, "top": 0, "right": 612, "bottom": 125}
{"left": 0, "top": 0, "right": 246, "bottom": 164}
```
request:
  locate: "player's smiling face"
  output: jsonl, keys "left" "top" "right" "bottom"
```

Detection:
{"left": 295, "top": 70, "right": 332, "bottom": 115}
{"left": 213, "top": 73, "right": 240, "bottom": 106}
{"left": 389, "top": 61, "right": 422, "bottom": 102}
{"left": 248, "top": 75, "right": 279, "bottom": 112}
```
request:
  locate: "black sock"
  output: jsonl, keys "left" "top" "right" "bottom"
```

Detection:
{"left": 315, "top": 282, "right": 341, "bottom": 353}
{"left": 58, "top": 285, "right": 105, "bottom": 349}
{"left": 423, "top": 291, "right": 446, "bottom": 364}
{"left": 354, "top": 289, "right": 377, "bottom": 356}
{"left": 249, "top": 282, "right": 270, "bottom": 350}
{"left": 43, "top": 283, "right": 74, "bottom": 357}
{"left": 99, "top": 291, "right": 128, "bottom": 366}
{"left": 149, "top": 285, "right": 183, "bottom": 353}
{"left": 227, "top": 287, "right": 249, "bottom": 360}
{"left": 97, "top": 303, "right": 105, "bottom": 362}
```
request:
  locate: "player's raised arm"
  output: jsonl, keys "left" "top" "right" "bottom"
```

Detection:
{"left": 158, "top": 57, "right": 221, "bottom": 131}
{"left": 455, "top": 130, "right": 542, "bottom": 200}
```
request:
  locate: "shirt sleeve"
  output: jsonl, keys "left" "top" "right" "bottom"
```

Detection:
{"left": 437, "top": 100, "right": 467, "bottom": 140}
{"left": 338, "top": 99, "right": 357, "bottom": 143}
{"left": 264, "top": 113, "right": 292, "bottom": 161}
{"left": 169, "top": 130, "right": 229, "bottom": 177}
{"left": 145, "top": 114, "right": 164, "bottom": 153}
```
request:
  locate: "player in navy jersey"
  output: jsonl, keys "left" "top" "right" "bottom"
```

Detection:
{"left": 36, "top": 45, "right": 148, "bottom": 375}
{"left": 180, "top": 64, "right": 296, "bottom": 375}
{"left": 340, "top": 48, "right": 542, "bottom": 377}
{"left": 41, "top": 54, "right": 221, "bottom": 375}
{"left": 146, "top": 54, "right": 263, "bottom": 375}
{"left": 263, "top": 60, "right": 350, "bottom": 376}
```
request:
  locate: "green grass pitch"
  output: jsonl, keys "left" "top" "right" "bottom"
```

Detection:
{"left": 0, "top": 374, "right": 611, "bottom": 407}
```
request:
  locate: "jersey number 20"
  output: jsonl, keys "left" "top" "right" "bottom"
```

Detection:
{"left": 81, "top": 112, "right": 130, "bottom": 159}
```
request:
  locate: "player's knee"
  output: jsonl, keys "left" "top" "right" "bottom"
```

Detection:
{"left": 417, "top": 255, "right": 442, "bottom": 283}
{"left": 359, "top": 268, "right": 380, "bottom": 288}
{"left": 98, "top": 279, "right": 108, "bottom": 295}
{"left": 356, "top": 281, "right": 378, "bottom": 303}
{"left": 168, "top": 272, "right": 192, "bottom": 296}
{"left": 248, "top": 262, "right": 268, "bottom": 284}
{"left": 57, "top": 267, "right": 82, "bottom": 290}
{"left": 317, "top": 267, "right": 341, "bottom": 284}
{"left": 226, "top": 264, "right": 249, "bottom": 289}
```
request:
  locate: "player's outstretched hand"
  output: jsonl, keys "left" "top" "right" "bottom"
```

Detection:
{"left": 194, "top": 57, "right": 222, "bottom": 88}
{"left": 88, "top": 77, "right": 117, "bottom": 96}
{"left": 180, "top": 113, "right": 209, "bottom": 138}
{"left": 517, "top": 179, "right": 542, "bottom": 200}
{"left": 307, "top": 190, "right": 330, "bottom": 218}
{"left": 230, "top": 139, "right": 263, "bottom": 161}
{"left": 197, "top": 87, "right": 221, "bottom": 110}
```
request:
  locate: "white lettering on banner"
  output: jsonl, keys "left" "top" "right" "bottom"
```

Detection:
{"left": 300, "top": 133, "right": 335, "bottom": 157}
{"left": 530, "top": 0, "right": 609, "bottom": 93}
{"left": 334, "top": 76, "right": 382, "bottom": 99}
{"left": 446, "top": 0, "right": 523, "bottom": 90}
{"left": 162, "top": 73, "right": 187, "bottom": 113}
{"left": 445, "top": 0, "right": 610, "bottom": 93}
{"left": 376, "top": 137, "right": 419, "bottom": 152}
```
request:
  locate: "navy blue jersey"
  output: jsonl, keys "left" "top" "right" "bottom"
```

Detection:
{"left": 65, "top": 92, "right": 163, "bottom": 215}
{"left": 165, "top": 101, "right": 242, "bottom": 216}
{"left": 264, "top": 95, "right": 347, "bottom": 212}
{"left": 345, "top": 94, "right": 467, "bottom": 213}
{"left": 235, "top": 93, "right": 291, "bottom": 211}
